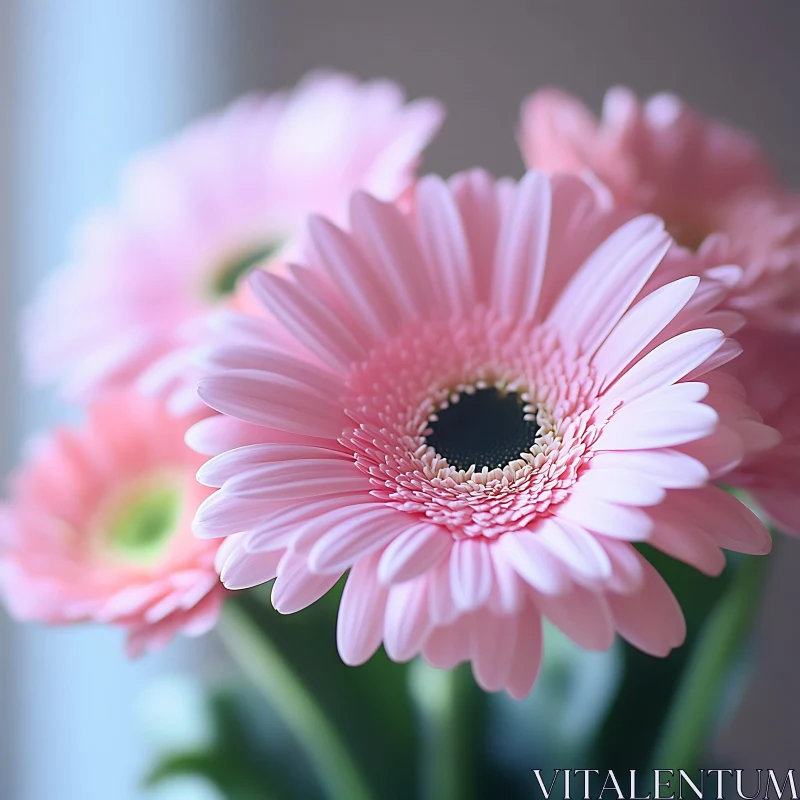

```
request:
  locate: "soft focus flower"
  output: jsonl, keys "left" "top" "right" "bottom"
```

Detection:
{"left": 519, "top": 87, "right": 800, "bottom": 535}
{"left": 25, "top": 71, "right": 444, "bottom": 409}
{"left": 191, "top": 169, "right": 774, "bottom": 697}
{"left": 519, "top": 87, "right": 800, "bottom": 332}
{"left": 726, "top": 328, "right": 800, "bottom": 535}
{"left": 0, "top": 392, "right": 222, "bottom": 656}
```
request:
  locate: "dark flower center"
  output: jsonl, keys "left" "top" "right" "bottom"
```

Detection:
{"left": 425, "top": 388, "right": 540, "bottom": 472}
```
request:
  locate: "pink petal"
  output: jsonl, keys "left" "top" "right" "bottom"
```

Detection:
{"left": 604, "top": 329, "right": 725, "bottom": 405}
{"left": 193, "top": 492, "right": 271, "bottom": 539}
{"left": 199, "top": 369, "right": 348, "bottom": 439}
{"left": 197, "top": 443, "right": 345, "bottom": 488}
{"left": 220, "top": 545, "right": 283, "bottom": 591}
{"left": 594, "top": 276, "right": 700, "bottom": 387}
{"left": 596, "top": 538, "right": 646, "bottom": 593}
{"left": 535, "top": 584, "right": 615, "bottom": 651}
{"left": 245, "top": 496, "right": 372, "bottom": 553}
{"left": 588, "top": 450, "right": 709, "bottom": 489}
{"left": 595, "top": 401, "right": 718, "bottom": 451}
{"left": 185, "top": 416, "right": 270, "bottom": 456}
{"left": 377, "top": 522, "right": 452, "bottom": 584}
{"left": 308, "top": 507, "right": 414, "bottom": 574}
{"left": 349, "top": 191, "right": 435, "bottom": 323}
{"left": 536, "top": 518, "right": 613, "bottom": 583}
{"left": 337, "top": 552, "right": 388, "bottom": 666}
{"left": 415, "top": 175, "right": 475, "bottom": 317}
{"left": 548, "top": 215, "right": 670, "bottom": 353}
{"left": 427, "top": 560, "right": 459, "bottom": 626}
{"left": 470, "top": 610, "right": 518, "bottom": 693}
{"left": 450, "top": 168, "right": 503, "bottom": 302}
{"left": 488, "top": 545, "right": 524, "bottom": 614}
{"left": 557, "top": 496, "right": 653, "bottom": 540}
{"left": 491, "top": 170, "right": 552, "bottom": 320}
{"left": 506, "top": 601, "right": 544, "bottom": 700}
{"left": 309, "top": 215, "right": 400, "bottom": 341}
{"left": 249, "top": 269, "right": 366, "bottom": 372}
{"left": 573, "top": 467, "right": 666, "bottom": 506}
{"left": 223, "top": 459, "right": 369, "bottom": 501}
{"left": 494, "top": 528, "right": 571, "bottom": 594}
{"left": 271, "top": 552, "right": 342, "bottom": 614}
{"left": 648, "top": 513, "right": 726, "bottom": 577}
{"left": 422, "top": 616, "right": 471, "bottom": 670}
{"left": 383, "top": 576, "right": 431, "bottom": 661}
{"left": 607, "top": 558, "right": 686, "bottom": 657}
{"left": 449, "top": 538, "right": 493, "bottom": 612}
{"left": 673, "top": 486, "right": 772, "bottom": 555}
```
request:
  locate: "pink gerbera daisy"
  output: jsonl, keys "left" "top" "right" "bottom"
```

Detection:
{"left": 519, "top": 87, "right": 800, "bottom": 535}
{"left": 726, "top": 328, "right": 800, "bottom": 535}
{"left": 192, "top": 170, "right": 774, "bottom": 698}
{"left": 519, "top": 87, "right": 800, "bottom": 332}
{"left": 0, "top": 392, "right": 222, "bottom": 656}
{"left": 25, "top": 71, "right": 443, "bottom": 409}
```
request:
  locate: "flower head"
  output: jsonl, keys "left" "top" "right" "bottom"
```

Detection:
{"left": 25, "top": 71, "right": 443, "bottom": 409}
{"left": 519, "top": 87, "right": 800, "bottom": 332}
{"left": 726, "top": 327, "right": 800, "bottom": 535}
{"left": 192, "top": 170, "right": 773, "bottom": 697}
{"left": 0, "top": 392, "right": 222, "bottom": 656}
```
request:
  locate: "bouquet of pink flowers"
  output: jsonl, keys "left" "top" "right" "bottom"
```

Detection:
{"left": 4, "top": 71, "right": 799, "bottom": 798}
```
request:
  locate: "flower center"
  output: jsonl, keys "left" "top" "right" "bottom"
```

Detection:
{"left": 103, "top": 479, "right": 184, "bottom": 566}
{"left": 425, "top": 388, "right": 540, "bottom": 472}
{"left": 209, "top": 241, "right": 282, "bottom": 299}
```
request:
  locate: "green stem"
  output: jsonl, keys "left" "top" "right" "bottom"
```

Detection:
{"left": 409, "top": 660, "right": 481, "bottom": 800}
{"left": 651, "top": 548, "right": 773, "bottom": 770}
{"left": 218, "top": 599, "right": 373, "bottom": 800}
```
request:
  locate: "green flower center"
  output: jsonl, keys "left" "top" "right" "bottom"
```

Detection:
{"left": 209, "top": 241, "right": 283, "bottom": 299}
{"left": 104, "top": 480, "right": 184, "bottom": 566}
{"left": 425, "top": 388, "right": 540, "bottom": 472}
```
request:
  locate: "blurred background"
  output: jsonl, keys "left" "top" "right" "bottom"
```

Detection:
{"left": 1, "top": 2, "right": 799, "bottom": 798}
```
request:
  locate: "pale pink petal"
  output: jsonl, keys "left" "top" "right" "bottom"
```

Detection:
{"left": 309, "top": 215, "right": 401, "bottom": 340}
{"left": 548, "top": 215, "right": 669, "bottom": 352}
{"left": 573, "top": 467, "right": 666, "bottom": 506}
{"left": 336, "top": 552, "right": 388, "bottom": 666}
{"left": 377, "top": 522, "right": 453, "bottom": 584}
{"left": 607, "top": 558, "right": 686, "bottom": 657}
{"left": 383, "top": 577, "right": 430, "bottom": 661}
{"left": 415, "top": 175, "right": 475, "bottom": 317}
{"left": 309, "top": 507, "right": 414, "bottom": 574}
{"left": 491, "top": 170, "right": 551, "bottom": 319}
{"left": 588, "top": 450, "right": 709, "bottom": 489}
{"left": 557, "top": 496, "right": 653, "bottom": 540}
{"left": 505, "top": 601, "right": 544, "bottom": 700}
{"left": 449, "top": 539, "right": 494, "bottom": 612}
{"left": 494, "top": 528, "right": 571, "bottom": 594}
{"left": 199, "top": 369, "right": 348, "bottom": 439}
{"left": 604, "top": 329, "right": 725, "bottom": 405}
{"left": 249, "top": 270, "right": 367, "bottom": 372}
{"left": 349, "top": 191, "right": 436, "bottom": 322}
{"left": 470, "top": 610, "right": 518, "bottom": 692}
{"left": 223, "top": 460, "right": 368, "bottom": 501}
{"left": 271, "top": 551, "right": 342, "bottom": 614}
{"left": 594, "top": 276, "right": 701, "bottom": 387}
{"left": 197, "top": 443, "right": 346, "bottom": 487}
{"left": 595, "top": 401, "right": 718, "bottom": 450}
{"left": 535, "top": 584, "right": 615, "bottom": 651}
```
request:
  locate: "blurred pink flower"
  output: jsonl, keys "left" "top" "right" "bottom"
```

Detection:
{"left": 519, "top": 87, "right": 800, "bottom": 332}
{"left": 190, "top": 170, "right": 774, "bottom": 697}
{"left": 0, "top": 392, "right": 223, "bottom": 656}
{"left": 726, "top": 328, "right": 800, "bottom": 535}
{"left": 25, "top": 71, "right": 444, "bottom": 410}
